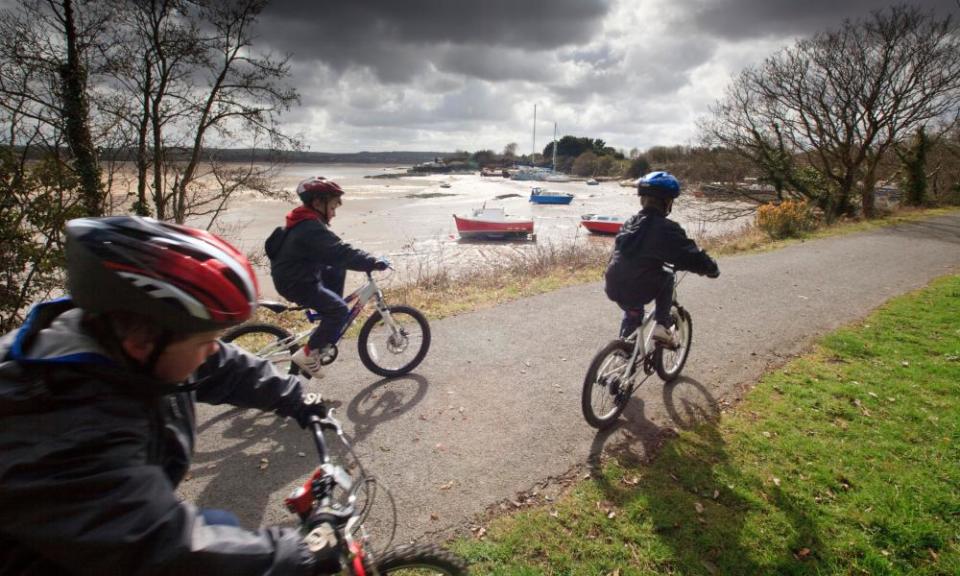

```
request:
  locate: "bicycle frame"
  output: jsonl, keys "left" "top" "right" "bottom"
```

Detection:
{"left": 616, "top": 269, "right": 685, "bottom": 387}
{"left": 258, "top": 272, "right": 395, "bottom": 355}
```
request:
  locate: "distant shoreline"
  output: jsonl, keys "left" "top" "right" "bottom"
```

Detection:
{"left": 9, "top": 145, "right": 455, "bottom": 165}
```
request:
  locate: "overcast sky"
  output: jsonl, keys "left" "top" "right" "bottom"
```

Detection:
{"left": 251, "top": 0, "right": 959, "bottom": 154}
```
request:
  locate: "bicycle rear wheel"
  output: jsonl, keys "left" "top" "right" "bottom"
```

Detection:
{"left": 581, "top": 339, "right": 634, "bottom": 429}
{"left": 653, "top": 305, "right": 692, "bottom": 382}
{"left": 358, "top": 305, "right": 431, "bottom": 378}
{"left": 222, "top": 323, "right": 300, "bottom": 376}
{"left": 363, "top": 544, "right": 468, "bottom": 575}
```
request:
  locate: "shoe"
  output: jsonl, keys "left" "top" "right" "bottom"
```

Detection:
{"left": 652, "top": 324, "right": 680, "bottom": 349}
{"left": 291, "top": 346, "right": 325, "bottom": 379}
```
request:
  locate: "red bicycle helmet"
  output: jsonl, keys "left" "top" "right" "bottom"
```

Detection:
{"left": 296, "top": 176, "right": 344, "bottom": 205}
{"left": 65, "top": 216, "right": 258, "bottom": 334}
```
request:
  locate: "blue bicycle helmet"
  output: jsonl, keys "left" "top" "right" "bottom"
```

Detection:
{"left": 637, "top": 171, "right": 681, "bottom": 199}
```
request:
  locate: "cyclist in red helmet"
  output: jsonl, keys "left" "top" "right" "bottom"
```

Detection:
{"left": 605, "top": 171, "right": 720, "bottom": 347}
{"left": 267, "top": 176, "right": 389, "bottom": 379}
{"left": 0, "top": 216, "right": 337, "bottom": 575}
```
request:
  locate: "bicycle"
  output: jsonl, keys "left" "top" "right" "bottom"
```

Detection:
{"left": 581, "top": 268, "right": 693, "bottom": 429}
{"left": 224, "top": 271, "right": 430, "bottom": 379}
{"left": 290, "top": 407, "right": 468, "bottom": 574}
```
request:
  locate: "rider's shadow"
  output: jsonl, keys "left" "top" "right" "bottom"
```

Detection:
{"left": 184, "top": 406, "right": 312, "bottom": 529}
{"left": 588, "top": 376, "right": 828, "bottom": 573}
{"left": 345, "top": 373, "right": 429, "bottom": 445}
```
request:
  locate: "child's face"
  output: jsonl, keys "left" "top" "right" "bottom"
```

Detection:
{"left": 313, "top": 197, "right": 342, "bottom": 222}
{"left": 154, "top": 330, "right": 221, "bottom": 383}
{"left": 128, "top": 329, "right": 222, "bottom": 383}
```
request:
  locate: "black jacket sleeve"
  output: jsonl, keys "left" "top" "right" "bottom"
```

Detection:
{"left": 297, "top": 220, "right": 379, "bottom": 272}
{"left": 654, "top": 220, "right": 719, "bottom": 276}
{"left": 192, "top": 341, "right": 308, "bottom": 422}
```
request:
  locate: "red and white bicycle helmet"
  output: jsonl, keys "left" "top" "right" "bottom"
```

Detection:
{"left": 296, "top": 176, "right": 344, "bottom": 205}
{"left": 65, "top": 216, "right": 258, "bottom": 334}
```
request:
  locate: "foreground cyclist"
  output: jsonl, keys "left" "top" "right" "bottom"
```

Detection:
{"left": 0, "top": 217, "right": 338, "bottom": 575}
{"left": 267, "top": 176, "right": 389, "bottom": 379}
{"left": 605, "top": 171, "right": 720, "bottom": 345}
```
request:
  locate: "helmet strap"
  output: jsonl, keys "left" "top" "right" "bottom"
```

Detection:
{"left": 141, "top": 330, "right": 174, "bottom": 376}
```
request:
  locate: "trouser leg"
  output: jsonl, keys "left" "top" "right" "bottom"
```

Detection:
{"left": 283, "top": 281, "right": 351, "bottom": 350}
{"left": 619, "top": 306, "right": 644, "bottom": 339}
{"left": 320, "top": 265, "right": 346, "bottom": 296}
{"left": 654, "top": 273, "right": 675, "bottom": 327}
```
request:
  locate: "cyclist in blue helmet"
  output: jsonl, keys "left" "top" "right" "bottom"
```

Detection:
{"left": 604, "top": 171, "right": 720, "bottom": 346}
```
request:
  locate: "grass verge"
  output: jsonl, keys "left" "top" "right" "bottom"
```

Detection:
{"left": 452, "top": 274, "right": 960, "bottom": 575}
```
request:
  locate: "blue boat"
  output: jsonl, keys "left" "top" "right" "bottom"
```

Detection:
{"left": 529, "top": 186, "right": 574, "bottom": 205}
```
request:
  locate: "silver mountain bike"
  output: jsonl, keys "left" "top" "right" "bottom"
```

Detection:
{"left": 224, "top": 272, "right": 430, "bottom": 378}
{"left": 581, "top": 269, "right": 692, "bottom": 429}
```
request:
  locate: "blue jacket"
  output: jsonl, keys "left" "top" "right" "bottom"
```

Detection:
{"left": 270, "top": 207, "right": 379, "bottom": 298}
{"left": 0, "top": 300, "right": 317, "bottom": 575}
{"left": 605, "top": 207, "right": 718, "bottom": 308}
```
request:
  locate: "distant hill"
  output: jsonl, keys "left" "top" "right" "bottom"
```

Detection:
{"left": 197, "top": 149, "right": 456, "bottom": 164}
{"left": 12, "top": 146, "right": 455, "bottom": 165}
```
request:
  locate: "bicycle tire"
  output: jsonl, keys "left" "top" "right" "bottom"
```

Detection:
{"left": 222, "top": 323, "right": 300, "bottom": 376}
{"left": 581, "top": 339, "right": 634, "bottom": 429}
{"left": 654, "top": 306, "right": 692, "bottom": 382}
{"left": 363, "top": 543, "right": 468, "bottom": 575}
{"left": 357, "top": 305, "right": 431, "bottom": 378}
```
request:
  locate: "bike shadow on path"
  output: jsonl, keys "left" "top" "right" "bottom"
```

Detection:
{"left": 587, "top": 376, "right": 829, "bottom": 573}
{"left": 345, "top": 373, "right": 429, "bottom": 446}
{"left": 184, "top": 373, "right": 431, "bottom": 528}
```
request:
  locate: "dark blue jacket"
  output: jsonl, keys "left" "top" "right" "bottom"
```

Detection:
{"left": 605, "top": 207, "right": 718, "bottom": 308}
{"left": 270, "top": 208, "right": 378, "bottom": 298}
{"left": 0, "top": 300, "right": 317, "bottom": 575}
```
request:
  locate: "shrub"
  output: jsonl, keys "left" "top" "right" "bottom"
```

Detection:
{"left": 755, "top": 200, "right": 819, "bottom": 239}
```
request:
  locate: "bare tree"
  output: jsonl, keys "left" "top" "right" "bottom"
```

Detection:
{"left": 702, "top": 4, "right": 960, "bottom": 219}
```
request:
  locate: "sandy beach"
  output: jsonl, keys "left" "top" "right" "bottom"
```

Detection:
{"left": 198, "top": 164, "right": 752, "bottom": 298}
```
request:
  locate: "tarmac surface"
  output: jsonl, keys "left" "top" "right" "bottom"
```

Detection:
{"left": 178, "top": 212, "right": 960, "bottom": 548}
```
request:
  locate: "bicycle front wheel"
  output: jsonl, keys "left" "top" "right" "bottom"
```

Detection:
{"left": 363, "top": 544, "right": 468, "bottom": 575}
{"left": 358, "top": 305, "right": 431, "bottom": 378}
{"left": 222, "top": 323, "right": 300, "bottom": 376}
{"left": 654, "top": 305, "right": 692, "bottom": 382}
{"left": 581, "top": 339, "right": 634, "bottom": 429}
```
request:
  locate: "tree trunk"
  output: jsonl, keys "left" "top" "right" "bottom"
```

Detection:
{"left": 59, "top": 0, "right": 103, "bottom": 216}
{"left": 134, "top": 55, "right": 152, "bottom": 216}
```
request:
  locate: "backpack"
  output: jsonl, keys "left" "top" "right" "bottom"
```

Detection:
{"left": 264, "top": 226, "right": 288, "bottom": 260}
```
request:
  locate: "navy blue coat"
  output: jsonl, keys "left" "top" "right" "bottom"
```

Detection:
{"left": 270, "top": 212, "right": 379, "bottom": 299}
{"left": 0, "top": 300, "right": 317, "bottom": 575}
{"left": 605, "top": 207, "right": 718, "bottom": 308}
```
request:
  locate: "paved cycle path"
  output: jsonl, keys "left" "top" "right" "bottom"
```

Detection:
{"left": 179, "top": 213, "right": 960, "bottom": 546}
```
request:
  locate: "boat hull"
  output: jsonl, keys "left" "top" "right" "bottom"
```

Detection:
{"left": 580, "top": 216, "right": 623, "bottom": 235}
{"left": 454, "top": 215, "right": 534, "bottom": 238}
{"left": 529, "top": 193, "right": 573, "bottom": 205}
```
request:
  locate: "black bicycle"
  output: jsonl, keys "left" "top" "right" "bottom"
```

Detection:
{"left": 581, "top": 270, "right": 693, "bottom": 429}
{"left": 289, "top": 407, "right": 468, "bottom": 574}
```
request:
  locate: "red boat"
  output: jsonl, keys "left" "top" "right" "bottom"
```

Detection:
{"left": 454, "top": 207, "right": 534, "bottom": 238}
{"left": 580, "top": 213, "right": 625, "bottom": 235}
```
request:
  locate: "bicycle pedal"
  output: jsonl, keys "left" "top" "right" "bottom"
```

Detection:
{"left": 642, "top": 356, "right": 655, "bottom": 375}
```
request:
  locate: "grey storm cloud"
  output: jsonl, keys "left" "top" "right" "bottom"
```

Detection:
{"left": 256, "top": 0, "right": 612, "bottom": 81}
{"left": 676, "top": 0, "right": 958, "bottom": 40}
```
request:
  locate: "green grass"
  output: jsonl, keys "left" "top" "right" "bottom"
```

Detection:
{"left": 454, "top": 274, "right": 960, "bottom": 575}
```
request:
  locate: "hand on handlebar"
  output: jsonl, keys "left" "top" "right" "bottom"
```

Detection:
{"left": 295, "top": 392, "right": 328, "bottom": 428}
{"left": 373, "top": 257, "right": 390, "bottom": 271}
{"left": 304, "top": 519, "right": 342, "bottom": 574}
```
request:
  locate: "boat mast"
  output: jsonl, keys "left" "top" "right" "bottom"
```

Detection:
{"left": 532, "top": 104, "right": 537, "bottom": 166}
{"left": 552, "top": 122, "right": 558, "bottom": 173}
